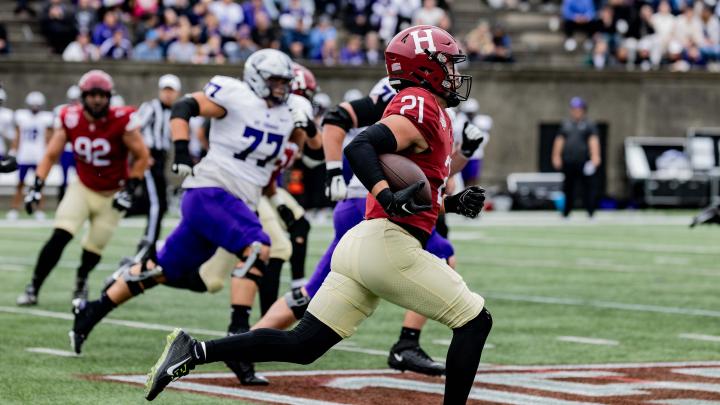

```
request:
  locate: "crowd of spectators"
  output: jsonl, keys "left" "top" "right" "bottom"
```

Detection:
{"left": 562, "top": 0, "right": 720, "bottom": 71}
{"left": 24, "top": 0, "right": 455, "bottom": 66}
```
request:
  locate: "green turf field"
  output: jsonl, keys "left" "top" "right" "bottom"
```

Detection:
{"left": 1, "top": 212, "right": 719, "bottom": 404}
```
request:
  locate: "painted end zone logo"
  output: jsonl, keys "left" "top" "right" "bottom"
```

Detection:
{"left": 102, "top": 361, "right": 720, "bottom": 404}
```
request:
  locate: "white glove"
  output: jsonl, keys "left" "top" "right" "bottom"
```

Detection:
{"left": 325, "top": 161, "right": 347, "bottom": 201}
{"left": 171, "top": 162, "right": 194, "bottom": 177}
{"left": 583, "top": 161, "right": 597, "bottom": 176}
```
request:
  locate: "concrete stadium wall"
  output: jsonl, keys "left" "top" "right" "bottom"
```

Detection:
{"left": 2, "top": 60, "right": 719, "bottom": 197}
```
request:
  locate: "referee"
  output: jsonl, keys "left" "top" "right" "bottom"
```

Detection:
{"left": 130, "top": 74, "right": 182, "bottom": 258}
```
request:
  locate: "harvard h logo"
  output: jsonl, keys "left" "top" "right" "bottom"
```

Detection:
{"left": 410, "top": 29, "right": 436, "bottom": 54}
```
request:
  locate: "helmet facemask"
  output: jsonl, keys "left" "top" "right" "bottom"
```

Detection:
{"left": 264, "top": 75, "right": 292, "bottom": 106}
{"left": 427, "top": 50, "right": 472, "bottom": 108}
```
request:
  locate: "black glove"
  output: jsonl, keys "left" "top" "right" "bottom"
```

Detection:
{"left": 375, "top": 181, "right": 432, "bottom": 217}
{"left": 0, "top": 156, "right": 18, "bottom": 173}
{"left": 24, "top": 177, "right": 44, "bottom": 215}
{"left": 113, "top": 178, "right": 141, "bottom": 212}
{"left": 460, "top": 121, "right": 485, "bottom": 158}
{"left": 444, "top": 186, "right": 486, "bottom": 218}
{"left": 172, "top": 140, "right": 194, "bottom": 177}
{"left": 277, "top": 204, "right": 296, "bottom": 229}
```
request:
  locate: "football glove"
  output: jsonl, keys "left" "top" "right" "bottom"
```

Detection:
{"left": 376, "top": 181, "right": 432, "bottom": 217}
{"left": 460, "top": 121, "right": 485, "bottom": 158}
{"left": 325, "top": 161, "right": 347, "bottom": 201}
{"left": 112, "top": 178, "right": 141, "bottom": 212}
{"left": 172, "top": 140, "right": 194, "bottom": 177}
{"left": 24, "top": 177, "right": 44, "bottom": 215}
{"left": 0, "top": 156, "right": 18, "bottom": 173}
{"left": 444, "top": 186, "right": 486, "bottom": 218}
{"left": 276, "top": 204, "right": 296, "bottom": 229}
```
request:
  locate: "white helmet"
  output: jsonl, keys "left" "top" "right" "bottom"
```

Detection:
{"left": 66, "top": 85, "right": 81, "bottom": 102}
{"left": 26, "top": 91, "right": 46, "bottom": 108}
{"left": 0, "top": 88, "right": 6, "bottom": 104}
{"left": 460, "top": 98, "right": 479, "bottom": 114}
{"left": 343, "top": 88, "right": 363, "bottom": 102}
{"left": 243, "top": 49, "right": 294, "bottom": 104}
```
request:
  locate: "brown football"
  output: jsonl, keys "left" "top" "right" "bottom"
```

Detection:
{"left": 378, "top": 153, "right": 432, "bottom": 205}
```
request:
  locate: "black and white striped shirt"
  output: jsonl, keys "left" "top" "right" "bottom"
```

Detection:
{"left": 137, "top": 98, "right": 172, "bottom": 151}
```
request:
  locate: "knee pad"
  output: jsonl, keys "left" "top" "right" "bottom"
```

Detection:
{"left": 284, "top": 287, "right": 311, "bottom": 320}
{"left": 232, "top": 242, "right": 267, "bottom": 287}
{"left": 288, "top": 217, "right": 310, "bottom": 242}
{"left": 114, "top": 264, "right": 163, "bottom": 296}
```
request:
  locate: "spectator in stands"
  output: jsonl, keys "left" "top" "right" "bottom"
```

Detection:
{"left": 344, "top": 0, "right": 372, "bottom": 35}
{"left": 224, "top": 25, "right": 258, "bottom": 62}
{"left": 75, "top": 0, "right": 98, "bottom": 34}
{"left": 252, "top": 12, "right": 280, "bottom": 49}
{"left": 167, "top": 24, "right": 196, "bottom": 63}
{"left": 0, "top": 23, "right": 8, "bottom": 55}
{"left": 650, "top": 1, "right": 676, "bottom": 63}
{"left": 485, "top": 23, "right": 514, "bottom": 62}
{"left": 684, "top": 44, "right": 707, "bottom": 68}
{"left": 562, "top": 0, "right": 598, "bottom": 52}
{"left": 279, "top": 0, "right": 313, "bottom": 54}
{"left": 320, "top": 37, "right": 339, "bottom": 65}
{"left": 465, "top": 20, "right": 494, "bottom": 61}
{"left": 673, "top": 6, "right": 703, "bottom": 50}
{"left": 243, "top": 0, "right": 279, "bottom": 29}
{"left": 396, "top": 0, "right": 420, "bottom": 31}
{"left": 62, "top": 31, "right": 100, "bottom": 61}
{"left": 132, "top": 29, "right": 164, "bottom": 61}
{"left": 133, "top": 13, "right": 159, "bottom": 44}
{"left": 209, "top": 0, "right": 244, "bottom": 40}
{"left": 552, "top": 97, "right": 601, "bottom": 218}
{"left": 188, "top": 0, "right": 209, "bottom": 26}
{"left": 133, "top": 0, "right": 159, "bottom": 19}
{"left": 92, "top": 10, "right": 127, "bottom": 46}
{"left": 157, "top": 8, "right": 181, "bottom": 51}
{"left": 365, "top": 31, "right": 383, "bottom": 64}
{"left": 412, "top": 0, "right": 448, "bottom": 28}
{"left": 41, "top": 0, "right": 78, "bottom": 54}
{"left": 14, "top": 0, "right": 37, "bottom": 17}
{"left": 308, "top": 14, "right": 337, "bottom": 59}
{"left": 597, "top": 6, "right": 620, "bottom": 52}
{"left": 699, "top": 4, "right": 719, "bottom": 61}
{"left": 198, "top": 12, "right": 222, "bottom": 44}
{"left": 194, "top": 34, "right": 226, "bottom": 64}
{"left": 587, "top": 36, "right": 610, "bottom": 68}
{"left": 339, "top": 34, "right": 365, "bottom": 65}
{"left": 100, "top": 29, "right": 132, "bottom": 60}
{"left": 370, "top": 0, "right": 399, "bottom": 44}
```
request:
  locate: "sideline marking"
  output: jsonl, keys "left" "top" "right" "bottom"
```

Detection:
{"left": 556, "top": 336, "right": 619, "bottom": 346}
{"left": 26, "top": 347, "right": 78, "bottom": 357}
{"left": 679, "top": 333, "right": 720, "bottom": 343}
{"left": 486, "top": 292, "right": 720, "bottom": 318}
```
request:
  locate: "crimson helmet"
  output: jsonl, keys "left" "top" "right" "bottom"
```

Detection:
{"left": 78, "top": 70, "right": 114, "bottom": 118}
{"left": 385, "top": 25, "right": 471, "bottom": 107}
{"left": 290, "top": 63, "right": 318, "bottom": 101}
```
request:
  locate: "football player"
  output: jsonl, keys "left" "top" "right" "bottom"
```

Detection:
{"left": 251, "top": 76, "right": 485, "bottom": 377}
{"left": 0, "top": 87, "right": 16, "bottom": 173}
{"left": 71, "top": 49, "right": 306, "bottom": 386}
{"left": 8, "top": 91, "right": 54, "bottom": 220}
{"left": 17, "top": 70, "right": 150, "bottom": 305}
{"left": 145, "top": 25, "right": 492, "bottom": 405}
{"left": 690, "top": 203, "right": 720, "bottom": 227}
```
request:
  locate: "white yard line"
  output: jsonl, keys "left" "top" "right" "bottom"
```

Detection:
{"left": 0, "top": 306, "right": 387, "bottom": 357}
{"left": 556, "top": 336, "right": 619, "bottom": 346}
{"left": 679, "top": 333, "right": 720, "bottom": 343}
{"left": 485, "top": 292, "right": 720, "bottom": 318}
{"left": 25, "top": 347, "right": 78, "bottom": 357}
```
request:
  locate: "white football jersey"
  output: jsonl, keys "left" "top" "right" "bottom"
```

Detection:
{"left": 183, "top": 76, "right": 295, "bottom": 208}
{"left": 0, "top": 107, "right": 14, "bottom": 156}
{"left": 14, "top": 109, "right": 53, "bottom": 164}
{"left": 287, "top": 93, "right": 313, "bottom": 121}
{"left": 345, "top": 77, "right": 398, "bottom": 199}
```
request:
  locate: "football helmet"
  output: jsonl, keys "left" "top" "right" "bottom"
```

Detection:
{"left": 291, "top": 63, "right": 317, "bottom": 101}
{"left": 78, "top": 70, "right": 114, "bottom": 118}
{"left": 244, "top": 49, "right": 294, "bottom": 105}
{"left": 25, "top": 91, "right": 46, "bottom": 109}
{"left": 385, "top": 25, "right": 471, "bottom": 107}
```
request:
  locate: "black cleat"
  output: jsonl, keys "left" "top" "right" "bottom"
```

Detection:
{"left": 690, "top": 205, "right": 720, "bottom": 228}
{"left": 224, "top": 328, "right": 269, "bottom": 386}
{"left": 388, "top": 341, "right": 445, "bottom": 376}
{"left": 68, "top": 330, "right": 85, "bottom": 355}
{"left": 145, "top": 328, "right": 197, "bottom": 401}
{"left": 16, "top": 284, "right": 38, "bottom": 306}
{"left": 70, "top": 298, "right": 108, "bottom": 354}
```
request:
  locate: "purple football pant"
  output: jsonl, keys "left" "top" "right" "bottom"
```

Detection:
{"left": 305, "top": 197, "right": 455, "bottom": 297}
{"left": 461, "top": 158, "right": 482, "bottom": 184}
{"left": 60, "top": 150, "right": 75, "bottom": 186}
{"left": 18, "top": 164, "right": 36, "bottom": 183}
{"left": 157, "top": 187, "right": 270, "bottom": 283}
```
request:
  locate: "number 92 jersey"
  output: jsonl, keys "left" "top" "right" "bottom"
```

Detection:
{"left": 183, "top": 76, "right": 295, "bottom": 208}
{"left": 58, "top": 104, "right": 138, "bottom": 191}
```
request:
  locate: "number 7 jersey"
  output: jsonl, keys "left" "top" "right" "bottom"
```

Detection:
{"left": 182, "top": 76, "right": 295, "bottom": 208}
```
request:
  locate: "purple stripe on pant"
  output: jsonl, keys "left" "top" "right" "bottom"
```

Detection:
{"left": 156, "top": 187, "right": 270, "bottom": 283}
{"left": 305, "top": 197, "right": 455, "bottom": 297}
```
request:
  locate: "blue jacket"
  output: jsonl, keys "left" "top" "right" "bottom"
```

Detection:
{"left": 562, "top": 0, "right": 596, "bottom": 21}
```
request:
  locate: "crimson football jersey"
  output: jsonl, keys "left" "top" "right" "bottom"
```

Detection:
{"left": 59, "top": 105, "right": 138, "bottom": 191}
{"left": 365, "top": 86, "right": 453, "bottom": 235}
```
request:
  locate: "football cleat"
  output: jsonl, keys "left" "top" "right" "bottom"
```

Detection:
{"left": 690, "top": 205, "right": 720, "bottom": 228}
{"left": 68, "top": 330, "right": 85, "bottom": 355}
{"left": 72, "top": 279, "right": 89, "bottom": 302}
{"left": 16, "top": 284, "right": 38, "bottom": 306}
{"left": 145, "top": 328, "right": 197, "bottom": 401}
{"left": 224, "top": 328, "right": 269, "bottom": 386}
{"left": 388, "top": 341, "right": 446, "bottom": 376}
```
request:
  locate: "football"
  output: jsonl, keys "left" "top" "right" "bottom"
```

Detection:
{"left": 378, "top": 153, "right": 433, "bottom": 204}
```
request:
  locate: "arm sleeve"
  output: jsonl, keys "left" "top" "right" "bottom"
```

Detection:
{"left": 343, "top": 123, "right": 398, "bottom": 192}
